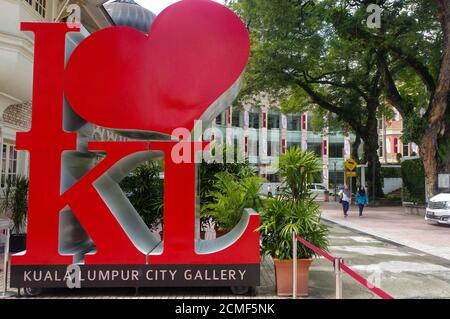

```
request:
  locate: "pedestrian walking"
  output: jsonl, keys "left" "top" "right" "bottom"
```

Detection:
{"left": 339, "top": 186, "right": 351, "bottom": 217}
{"left": 356, "top": 186, "right": 368, "bottom": 217}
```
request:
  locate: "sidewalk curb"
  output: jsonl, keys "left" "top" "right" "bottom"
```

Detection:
{"left": 322, "top": 216, "right": 450, "bottom": 262}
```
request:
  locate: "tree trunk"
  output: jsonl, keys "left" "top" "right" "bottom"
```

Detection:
{"left": 420, "top": 0, "right": 450, "bottom": 198}
{"left": 419, "top": 127, "right": 440, "bottom": 199}
{"left": 362, "top": 132, "right": 384, "bottom": 199}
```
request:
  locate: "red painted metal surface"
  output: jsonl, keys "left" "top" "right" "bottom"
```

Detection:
{"left": 13, "top": 23, "right": 78, "bottom": 265}
{"left": 64, "top": 0, "right": 250, "bottom": 135}
{"left": 11, "top": 0, "right": 258, "bottom": 270}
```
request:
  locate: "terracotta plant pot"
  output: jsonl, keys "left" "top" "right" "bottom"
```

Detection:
{"left": 273, "top": 258, "right": 313, "bottom": 297}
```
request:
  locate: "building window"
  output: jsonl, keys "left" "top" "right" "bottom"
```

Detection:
{"left": 248, "top": 113, "right": 259, "bottom": 129}
{"left": 25, "top": 0, "right": 32, "bottom": 5}
{"left": 34, "top": 0, "right": 46, "bottom": 18}
{"left": 403, "top": 143, "right": 409, "bottom": 157}
{"left": 216, "top": 114, "right": 223, "bottom": 125}
{"left": 394, "top": 137, "right": 398, "bottom": 154}
{"left": 308, "top": 142, "right": 322, "bottom": 158}
{"left": 232, "top": 110, "right": 240, "bottom": 127}
{"left": 287, "top": 115, "right": 301, "bottom": 131}
{"left": 329, "top": 143, "right": 344, "bottom": 158}
{"left": 1, "top": 143, "right": 18, "bottom": 188}
{"left": 268, "top": 114, "right": 279, "bottom": 129}
{"left": 378, "top": 139, "right": 383, "bottom": 157}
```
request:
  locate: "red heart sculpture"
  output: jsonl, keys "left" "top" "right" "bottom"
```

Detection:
{"left": 64, "top": 0, "right": 250, "bottom": 136}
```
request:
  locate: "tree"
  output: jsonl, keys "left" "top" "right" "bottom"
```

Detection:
{"left": 328, "top": 0, "right": 450, "bottom": 197}
{"left": 232, "top": 0, "right": 450, "bottom": 198}
{"left": 231, "top": 0, "right": 386, "bottom": 197}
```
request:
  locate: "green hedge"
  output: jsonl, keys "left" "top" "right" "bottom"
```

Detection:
{"left": 401, "top": 159, "right": 425, "bottom": 204}
{"left": 381, "top": 166, "right": 402, "bottom": 178}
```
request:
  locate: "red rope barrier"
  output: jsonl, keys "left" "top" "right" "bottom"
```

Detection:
{"left": 295, "top": 234, "right": 394, "bottom": 299}
{"left": 295, "top": 235, "right": 334, "bottom": 262}
{"left": 339, "top": 263, "right": 394, "bottom": 299}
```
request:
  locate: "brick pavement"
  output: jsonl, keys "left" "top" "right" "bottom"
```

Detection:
{"left": 320, "top": 201, "right": 450, "bottom": 260}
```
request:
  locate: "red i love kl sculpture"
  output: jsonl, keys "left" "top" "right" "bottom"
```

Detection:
{"left": 10, "top": 0, "right": 260, "bottom": 293}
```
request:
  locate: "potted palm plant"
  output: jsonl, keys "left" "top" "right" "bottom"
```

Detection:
{"left": 202, "top": 172, "right": 266, "bottom": 237}
{"left": 1, "top": 175, "right": 29, "bottom": 253}
{"left": 259, "top": 147, "right": 329, "bottom": 296}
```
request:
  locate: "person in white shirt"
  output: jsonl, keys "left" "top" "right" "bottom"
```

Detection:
{"left": 339, "top": 186, "right": 351, "bottom": 217}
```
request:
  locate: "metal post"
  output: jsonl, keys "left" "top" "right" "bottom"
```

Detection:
{"left": 334, "top": 162, "right": 337, "bottom": 202}
{"left": 333, "top": 257, "right": 343, "bottom": 299}
{"left": 372, "top": 154, "right": 376, "bottom": 202}
{"left": 292, "top": 232, "right": 297, "bottom": 299}
{"left": 1, "top": 227, "right": 15, "bottom": 298}
{"left": 350, "top": 177, "right": 353, "bottom": 205}
{"left": 360, "top": 165, "right": 366, "bottom": 193}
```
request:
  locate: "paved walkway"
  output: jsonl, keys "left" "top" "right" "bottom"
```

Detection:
{"left": 309, "top": 221, "right": 450, "bottom": 299}
{"left": 320, "top": 201, "right": 450, "bottom": 261}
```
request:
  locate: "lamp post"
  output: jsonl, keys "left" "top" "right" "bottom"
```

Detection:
{"left": 334, "top": 162, "right": 337, "bottom": 201}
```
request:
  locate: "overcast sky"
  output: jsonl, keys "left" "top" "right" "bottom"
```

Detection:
{"left": 134, "top": 0, "right": 225, "bottom": 14}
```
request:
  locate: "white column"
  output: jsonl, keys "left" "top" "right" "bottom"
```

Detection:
{"left": 322, "top": 128, "right": 329, "bottom": 188}
{"left": 281, "top": 114, "right": 287, "bottom": 154}
{"left": 243, "top": 108, "right": 250, "bottom": 157}
{"left": 226, "top": 107, "right": 233, "bottom": 147}
{"left": 344, "top": 135, "right": 351, "bottom": 160}
{"left": 260, "top": 109, "right": 268, "bottom": 174}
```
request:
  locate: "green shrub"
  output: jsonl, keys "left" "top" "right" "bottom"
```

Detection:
{"left": 381, "top": 166, "right": 402, "bottom": 178}
{"left": 259, "top": 147, "right": 329, "bottom": 260}
{"left": 120, "top": 161, "right": 164, "bottom": 230}
{"left": 401, "top": 159, "right": 425, "bottom": 204}
{"left": 202, "top": 172, "right": 266, "bottom": 230}
{"left": 199, "top": 144, "right": 256, "bottom": 210}
{"left": 259, "top": 197, "right": 328, "bottom": 260}
{"left": 278, "top": 147, "right": 322, "bottom": 201}
{"left": 1, "top": 176, "right": 29, "bottom": 234}
{"left": 386, "top": 193, "right": 402, "bottom": 202}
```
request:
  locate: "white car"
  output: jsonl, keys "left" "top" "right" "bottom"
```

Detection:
{"left": 309, "top": 183, "right": 329, "bottom": 200}
{"left": 425, "top": 192, "right": 450, "bottom": 224}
